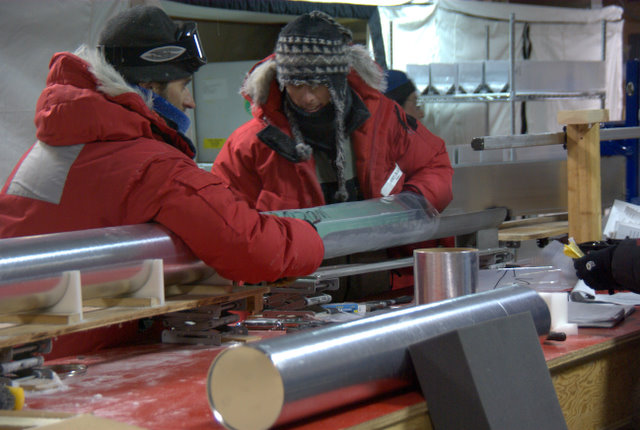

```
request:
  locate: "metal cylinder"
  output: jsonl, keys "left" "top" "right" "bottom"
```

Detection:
{"left": 207, "top": 285, "right": 550, "bottom": 430}
{"left": 0, "top": 203, "right": 506, "bottom": 315}
{"left": 413, "top": 247, "right": 479, "bottom": 304}
{"left": 0, "top": 224, "right": 214, "bottom": 314}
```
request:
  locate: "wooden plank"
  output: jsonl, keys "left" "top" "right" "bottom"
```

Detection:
{"left": 559, "top": 109, "right": 606, "bottom": 244}
{"left": 565, "top": 124, "right": 603, "bottom": 243}
{"left": 557, "top": 109, "right": 609, "bottom": 125}
{"left": 0, "top": 410, "right": 74, "bottom": 420}
{"left": 0, "top": 410, "right": 74, "bottom": 430}
{"left": 0, "top": 313, "right": 81, "bottom": 326}
{"left": 0, "top": 285, "right": 269, "bottom": 349}
{"left": 0, "top": 413, "right": 149, "bottom": 430}
{"left": 549, "top": 338, "right": 640, "bottom": 430}
{"left": 83, "top": 297, "right": 159, "bottom": 308}
{"left": 499, "top": 213, "right": 567, "bottom": 229}
{"left": 498, "top": 220, "right": 569, "bottom": 241}
{"left": 35, "top": 414, "right": 147, "bottom": 429}
{"left": 347, "top": 402, "right": 433, "bottom": 430}
{"left": 164, "top": 284, "right": 234, "bottom": 296}
{"left": 220, "top": 334, "right": 263, "bottom": 343}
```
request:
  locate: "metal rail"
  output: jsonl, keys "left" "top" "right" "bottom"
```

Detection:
{"left": 471, "top": 126, "right": 640, "bottom": 151}
{"left": 308, "top": 246, "right": 509, "bottom": 282}
{"left": 0, "top": 224, "right": 213, "bottom": 314}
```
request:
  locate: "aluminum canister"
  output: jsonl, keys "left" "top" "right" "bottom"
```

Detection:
{"left": 413, "top": 247, "right": 479, "bottom": 304}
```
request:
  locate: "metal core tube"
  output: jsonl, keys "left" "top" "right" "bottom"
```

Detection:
{"left": 207, "top": 285, "right": 550, "bottom": 430}
{"left": 0, "top": 224, "right": 213, "bottom": 314}
{"left": 1, "top": 201, "right": 506, "bottom": 314}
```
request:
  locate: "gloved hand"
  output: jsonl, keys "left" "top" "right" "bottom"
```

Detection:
{"left": 573, "top": 244, "right": 618, "bottom": 293}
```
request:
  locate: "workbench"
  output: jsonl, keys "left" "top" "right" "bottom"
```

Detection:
{"left": 0, "top": 285, "right": 268, "bottom": 350}
{"left": 13, "top": 306, "right": 640, "bottom": 430}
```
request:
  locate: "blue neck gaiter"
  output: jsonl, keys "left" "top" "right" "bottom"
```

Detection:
{"left": 137, "top": 85, "right": 191, "bottom": 135}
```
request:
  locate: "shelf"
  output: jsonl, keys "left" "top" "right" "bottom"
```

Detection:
{"left": 420, "top": 91, "right": 605, "bottom": 104}
{"left": 498, "top": 214, "right": 569, "bottom": 242}
{"left": 410, "top": 13, "right": 607, "bottom": 137}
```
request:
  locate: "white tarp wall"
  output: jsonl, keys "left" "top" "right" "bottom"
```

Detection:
{"left": 0, "top": 0, "right": 624, "bottom": 181}
{"left": 0, "top": 0, "right": 145, "bottom": 185}
{"left": 378, "top": 0, "right": 624, "bottom": 165}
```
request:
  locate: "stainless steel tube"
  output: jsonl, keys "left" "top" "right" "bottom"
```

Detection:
{"left": 0, "top": 203, "right": 507, "bottom": 315}
{"left": 0, "top": 224, "right": 213, "bottom": 314}
{"left": 207, "top": 285, "right": 550, "bottom": 429}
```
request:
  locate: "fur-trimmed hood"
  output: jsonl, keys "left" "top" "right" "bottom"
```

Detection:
{"left": 34, "top": 46, "right": 194, "bottom": 158}
{"left": 73, "top": 45, "right": 153, "bottom": 108}
{"left": 241, "top": 44, "right": 386, "bottom": 107}
{"left": 237, "top": 44, "right": 385, "bottom": 203}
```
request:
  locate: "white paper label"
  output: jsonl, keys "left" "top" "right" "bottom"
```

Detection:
{"left": 380, "top": 163, "right": 403, "bottom": 197}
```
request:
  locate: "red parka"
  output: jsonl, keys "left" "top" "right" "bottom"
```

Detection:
{"left": 0, "top": 47, "right": 324, "bottom": 283}
{"left": 213, "top": 51, "right": 453, "bottom": 213}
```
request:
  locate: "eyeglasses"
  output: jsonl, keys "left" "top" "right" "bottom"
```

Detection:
{"left": 99, "top": 21, "right": 207, "bottom": 74}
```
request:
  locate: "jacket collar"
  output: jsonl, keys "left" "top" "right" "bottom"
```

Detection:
{"left": 35, "top": 46, "right": 195, "bottom": 159}
{"left": 256, "top": 87, "right": 370, "bottom": 162}
{"left": 240, "top": 46, "right": 383, "bottom": 162}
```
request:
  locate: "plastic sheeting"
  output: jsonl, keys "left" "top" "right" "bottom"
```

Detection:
{"left": 0, "top": 0, "right": 625, "bottom": 181}
{"left": 267, "top": 192, "right": 440, "bottom": 259}
{"left": 0, "top": 0, "right": 135, "bottom": 185}
{"left": 378, "top": 0, "right": 624, "bottom": 165}
{"left": 0, "top": 0, "right": 385, "bottom": 185}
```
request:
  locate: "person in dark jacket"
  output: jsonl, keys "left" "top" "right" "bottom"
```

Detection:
{"left": 0, "top": 5, "right": 324, "bottom": 284}
{"left": 384, "top": 69, "right": 425, "bottom": 121}
{"left": 574, "top": 238, "right": 640, "bottom": 293}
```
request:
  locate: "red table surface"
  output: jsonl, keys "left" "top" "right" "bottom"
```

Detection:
{"left": 23, "top": 310, "right": 640, "bottom": 430}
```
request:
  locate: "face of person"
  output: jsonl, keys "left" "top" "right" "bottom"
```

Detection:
{"left": 147, "top": 77, "right": 196, "bottom": 112}
{"left": 402, "top": 92, "right": 424, "bottom": 121}
{"left": 285, "top": 84, "right": 331, "bottom": 113}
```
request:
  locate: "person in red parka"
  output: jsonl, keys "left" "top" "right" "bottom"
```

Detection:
{"left": 0, "top": 5, "right": 324, "bottom": 285}
{"left": 383, "top": 68, "right": 456, "bottom": 288}
{"left": 384, "top": 69, "right": 425, "bottom": 122}
{"left": 212, "top": 11, "right": 453, "bottom": 298}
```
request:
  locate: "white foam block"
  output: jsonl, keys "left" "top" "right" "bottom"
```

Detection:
{"left": 539, "top": 292, "right": 578, "bottom": 335}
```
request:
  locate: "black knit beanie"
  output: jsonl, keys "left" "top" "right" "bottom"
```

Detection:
{"left": 98, "top": 6, "right": 204, "bottom": 83}
{"left": 275, "top": 10, "right": 352, "bottom": 202}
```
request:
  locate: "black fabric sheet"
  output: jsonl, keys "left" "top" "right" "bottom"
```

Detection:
{"left": 169, "top": 0, "right": 388, "bottom": 69}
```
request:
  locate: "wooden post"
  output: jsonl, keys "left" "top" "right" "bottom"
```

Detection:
{"left": 558, "top": 109, "right": 609, "bottom": 244}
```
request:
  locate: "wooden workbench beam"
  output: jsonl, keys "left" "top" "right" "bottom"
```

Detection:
{"left": 558, "top": 109, "right": 609, "bottom": 244}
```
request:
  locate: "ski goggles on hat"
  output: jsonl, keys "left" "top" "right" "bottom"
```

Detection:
{"left": 99, "top": 21, "right": 207, "bottom": 74}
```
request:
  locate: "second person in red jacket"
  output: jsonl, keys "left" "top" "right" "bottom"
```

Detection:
{"left": 212, "top": 10, "right": 454, "bottom": 299}
{"left": 212, "top": 10, "right": 453, "bottom": 213}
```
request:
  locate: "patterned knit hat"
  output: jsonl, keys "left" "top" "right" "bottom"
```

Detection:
{"left": 275, "top": 11, "right": 353, "bottom": 202}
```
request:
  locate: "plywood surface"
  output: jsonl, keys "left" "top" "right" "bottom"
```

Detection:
{"left": 499, "top": 220, "right": 569, "bottom": 241}
{"left": 0, "top": 411, "right": 146, "bottom": 429}
{"left": 0, "top": 285, "right": 268, "bottom": 349}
